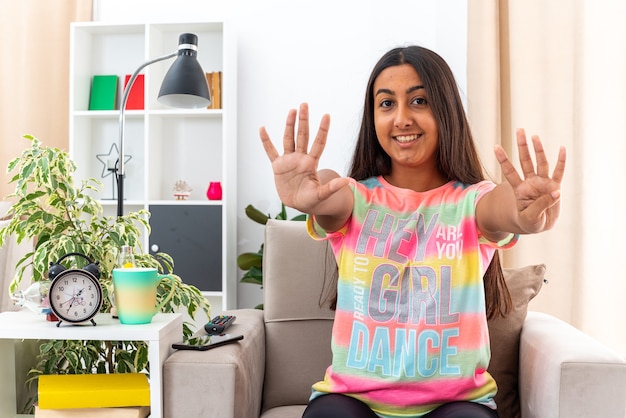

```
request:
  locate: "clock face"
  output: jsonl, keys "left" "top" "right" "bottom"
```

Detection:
{"left": 49, "top": 269, "right": 103, "bottom": 323}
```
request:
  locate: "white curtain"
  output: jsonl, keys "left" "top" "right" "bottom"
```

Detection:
{"left": 468, "top": 0, "right": 626, "bottom": 356}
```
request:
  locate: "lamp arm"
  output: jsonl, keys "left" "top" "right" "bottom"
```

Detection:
{"left": 117, "top": 51, "right": 177, "bottom": 217}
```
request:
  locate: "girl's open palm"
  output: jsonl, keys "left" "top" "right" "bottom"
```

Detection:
{"left": 494, "top": 129, "right": 567, "bottom": 233}
{"left": 259, "top": 103, "right": 349, "bottom": 214}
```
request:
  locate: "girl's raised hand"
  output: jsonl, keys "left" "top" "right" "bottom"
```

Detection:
{"left": 259, "top": 103, "right": 349, "bottom": 214}
{"left": 494, "top": 129, "right": 567, "bottom": 233}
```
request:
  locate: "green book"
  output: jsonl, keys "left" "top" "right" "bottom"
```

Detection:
{"left": 89, "top": 75, "right": 118, "bottom": 110}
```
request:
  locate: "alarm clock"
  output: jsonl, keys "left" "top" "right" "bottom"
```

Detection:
{"left": 47, "top": 252, "right": 103, "bottom": 327}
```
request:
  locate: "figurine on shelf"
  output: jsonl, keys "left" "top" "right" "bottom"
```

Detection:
{"left": 96, "top": 143, "right": 132, "bottom": 200}
{"left": 173, "top": 180, "right": 192, "bottom": 200}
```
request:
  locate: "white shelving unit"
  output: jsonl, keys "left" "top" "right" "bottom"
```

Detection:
{"left": 69, "top": 21, "right": 237, "bottom": 313}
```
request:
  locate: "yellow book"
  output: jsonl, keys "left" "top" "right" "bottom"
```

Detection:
{"left": 38, "top": 373, "right": 150, "bottom": 409}
{"left": 35, "top": 405, "right": 150, "bottom": 417}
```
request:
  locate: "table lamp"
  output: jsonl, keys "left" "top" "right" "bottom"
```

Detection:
{"left": 116, "top": 33, "right": 211, "bottom": 217}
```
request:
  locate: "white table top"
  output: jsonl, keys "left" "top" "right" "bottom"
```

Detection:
{"left": 0, "top": 310, "right": 182, "bottom": 341}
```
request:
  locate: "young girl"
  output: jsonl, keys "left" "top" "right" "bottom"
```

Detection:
{"left": 259, "top": 46, "right": 566, "bottom": 418}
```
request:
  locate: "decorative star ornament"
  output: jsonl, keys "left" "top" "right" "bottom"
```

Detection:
{"left": 96, "top": 143, "right": 133, "bottom": 178}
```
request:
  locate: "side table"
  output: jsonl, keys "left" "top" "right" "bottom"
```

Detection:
{"left": 0, "top": 310, "right": 182, "bottom": 418}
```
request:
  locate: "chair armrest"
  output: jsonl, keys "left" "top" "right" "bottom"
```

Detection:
{"left": 519, "top": 311, "right": 626, "bottom": 418}
{"left": 163, "top": 309, "right": 265, "bottom": 418}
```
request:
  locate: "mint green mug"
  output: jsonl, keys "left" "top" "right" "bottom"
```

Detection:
{"left": 112, "top": 267, "right": 176, "bottom": 324}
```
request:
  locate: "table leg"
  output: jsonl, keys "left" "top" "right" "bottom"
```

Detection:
{"left": 148, "top": 322, "right": 182, "bottom": 418}
{"left": 0, "top": 339, "right": 17, "bottom": 417}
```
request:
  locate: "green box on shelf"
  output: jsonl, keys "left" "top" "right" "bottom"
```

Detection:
{"left": 89, "top": 75, "right": 118, "bottom": 110}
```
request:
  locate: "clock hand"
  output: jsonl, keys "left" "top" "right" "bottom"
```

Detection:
{"left": 59, "top": 287, "right": 78, "bottom": 312}
{"left": 63, "top": 285, "right": 79, "bottom": 298}
{"left": 63, "top": 297, "right": 76, "bottom": 314}
{"left": 73, "top": 289, "right": 84, "bottom": 303}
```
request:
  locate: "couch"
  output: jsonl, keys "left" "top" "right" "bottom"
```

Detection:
{"left": 163, "top": 219, "right": 626, "bottom": 418}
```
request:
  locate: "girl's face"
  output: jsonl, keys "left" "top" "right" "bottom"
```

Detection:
{"left": 373, "top": 64, "right": 441, "bottom": 187}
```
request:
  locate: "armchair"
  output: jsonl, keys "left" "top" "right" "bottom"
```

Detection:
{"left": 163, "top": 220, "right": 626, "bottom": 418}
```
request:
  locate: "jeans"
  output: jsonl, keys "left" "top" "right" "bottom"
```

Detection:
{"left": 302, "top": 394, "right": 499, "bottom": 418}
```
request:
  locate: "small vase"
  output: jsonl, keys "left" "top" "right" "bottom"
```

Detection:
{"left": 206, "top": 182, "right": 222, "bottom": 200}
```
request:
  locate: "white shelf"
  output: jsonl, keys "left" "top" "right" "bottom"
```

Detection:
{"left": 148, "top": 199, "right": 222, "bottom": 205}
{"left": 73, "top": 109, "right": 222, "bottom": 117}
{"left": 69, "top": 21, "right": 237, "bottom": 311}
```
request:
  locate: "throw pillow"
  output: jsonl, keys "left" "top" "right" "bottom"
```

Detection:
{"left": 487, "top": 264, "right": 546, "bottom": 418}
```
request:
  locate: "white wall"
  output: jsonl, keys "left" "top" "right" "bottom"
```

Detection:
{"left": 93, "top": 0, "right": 468, "bottom": 309}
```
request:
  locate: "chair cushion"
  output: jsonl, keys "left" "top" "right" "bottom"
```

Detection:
{"left": 487, "top": 264, "right": 545, "bottom": 418}
{"left": 260, "top": 404, "right": 307, "bottom": 418}
{"left": 262, "top": 220, "right": 335, "bottom": 412}
{"left": 263, "top": 220, "right": 336, "bottom": 322}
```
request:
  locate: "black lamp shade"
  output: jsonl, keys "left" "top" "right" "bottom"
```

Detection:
{"left": 158, "top": 33, "right": 211, "bottom": 108}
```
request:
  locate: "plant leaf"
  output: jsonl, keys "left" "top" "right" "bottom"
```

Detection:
{"left": 245, "top": 204, "right": 270, "bottom": 225}
{"left": 236, "top": 252, "right": 262, "bottom": 270}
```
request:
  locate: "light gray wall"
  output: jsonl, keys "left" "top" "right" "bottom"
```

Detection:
{"left": 93, "top": 0, "right": 468, "bottom": 309}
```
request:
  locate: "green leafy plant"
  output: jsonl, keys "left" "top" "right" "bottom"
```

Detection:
{"left": 237, "top": 203, "right": 305, "bottom": 289}
{"left": 0, "top": 135, "right": 211, "bottom": 413}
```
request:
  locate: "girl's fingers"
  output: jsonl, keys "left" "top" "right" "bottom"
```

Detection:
{"left": 316, "top": 176, "right": 350, "bottom": 201}
{"left": 531, "top": 135, "right": 550, "bottom": 178}
{"left": 296, "top": 103, "right": 310, "bottom": 153}
{"left": 259, "top": 126, "right": 279, "bottom": 162}
{"left": 522, "top": 193, "right": 561, "bottom": 231}
{"left": 264, "top": 103, "right": 333, "bottom": 162}
{"left": 308, "top": 113, "right": 331, "bottom": 160}
{"left": 505, "top": 130, "right": 567, "bottom": 184}
{"left": 495, "top": 145, "right": 523, "bottom": 189}
{"left": 551, "top": 146, "right": 567, "bottom": 184}
{"left": 516, "top": 129, "right": 536, "bottom": 179}
{"left": 517, "top": 130, "right": 567, "bottom": 186}
{"left": 282, "top": 108, "right": 297, "bottom": 153}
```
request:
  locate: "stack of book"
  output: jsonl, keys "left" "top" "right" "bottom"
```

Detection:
{"left": 87, "top": 73, "right": 145, "bottom": 111}
{"left": 36, "top": 373, "right": 150, "bottom": 417}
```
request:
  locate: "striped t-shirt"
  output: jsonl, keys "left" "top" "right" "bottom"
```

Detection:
{"left": 307, "top": 176, "right": 517, "bottom": 417}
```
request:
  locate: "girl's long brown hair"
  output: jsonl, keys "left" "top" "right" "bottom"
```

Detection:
{"left": 328, "top": 46, "right": 511, "bottom": 319}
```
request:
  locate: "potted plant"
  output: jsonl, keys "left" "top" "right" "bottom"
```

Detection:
{"left": 0, "top": 135, "right": 211, "bottom": 413}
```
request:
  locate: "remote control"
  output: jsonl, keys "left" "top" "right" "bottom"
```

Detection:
{"left": 204, "top": 315, "right": 236, "bottom": 335}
